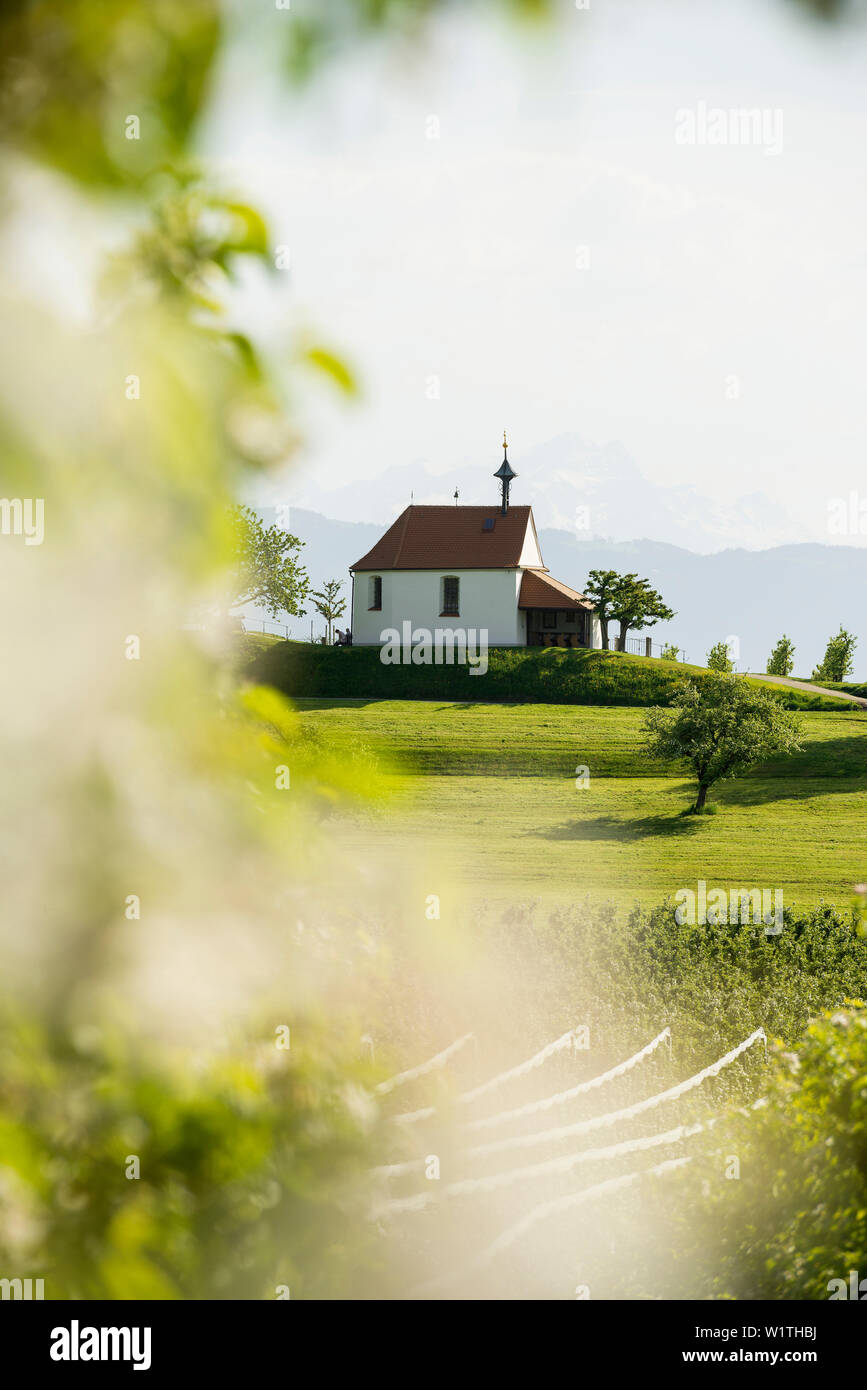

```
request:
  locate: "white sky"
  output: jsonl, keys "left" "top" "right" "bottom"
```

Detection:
{"left": 198, "top": 0, "right": 867, "bottom": 546}
{"left": 9, "top": 0, "right": 866, "bottom": 549}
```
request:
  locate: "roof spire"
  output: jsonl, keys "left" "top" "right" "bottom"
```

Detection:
{"left": 493, "top": 430, "right": 517, "bottom": 516}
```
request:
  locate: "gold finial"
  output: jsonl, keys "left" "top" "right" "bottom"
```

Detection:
{"left": 503, "top": 429, "right": 508, "bottom": 450}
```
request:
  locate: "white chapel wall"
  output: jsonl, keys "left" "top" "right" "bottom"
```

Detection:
{"left": 351, "top": 569, "right": 525, "bottom": 646}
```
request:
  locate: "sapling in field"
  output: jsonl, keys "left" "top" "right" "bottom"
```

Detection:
{"left": 766, "top": 634, "right": 796, "bottom": 677}
{"left": 642, "top": 673, "right": 802, "bottom": 813}
{"left": 813, "top": 626, "right": 857, "bottom": 684}
{"left": 310, "top": 578, "right": 347, "bottom": 644}
{"left": 706, "top": 641, "right": 734, "bottom": 673}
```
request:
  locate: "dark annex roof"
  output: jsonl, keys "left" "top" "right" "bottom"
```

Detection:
{"left": 518, "top": 569, "right": 593, "bottom": 611}
{"left": 351, "top": 505, "right": 536, "bottom": 571}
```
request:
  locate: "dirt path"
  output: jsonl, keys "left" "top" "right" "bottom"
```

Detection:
{"left": 749, "top": 674, "right": 867, "bottom": 709}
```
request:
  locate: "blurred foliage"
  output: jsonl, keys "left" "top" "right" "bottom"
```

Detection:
{"left": 0, "top": 238, "right": 383, "bottom": 1299}
{"left": 101, "top": 173, "right": 355, "bottom": 466}
{"left": 0, "top": 1017, "right": 387, "bottom": 1299}
{"left": 0, "top": 0, "right": 221, "bottom": 187}
{"left": 104, "top": 172, "right": 271, "bottom": 318}
{"left": 302, "top": 347, "right": 358, "bottom": 398}
{"left": 280, "top": 0, "right": 558, "bottom": 84}
{"left": 658, "top": 1004, "right": 867, "bottom": 1300}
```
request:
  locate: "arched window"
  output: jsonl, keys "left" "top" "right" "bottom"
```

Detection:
{"left": 368, "top": 575, "right": 382, "bottom": 610}
{"left": 440, "top": 576, "right": 459, "bottom": 616}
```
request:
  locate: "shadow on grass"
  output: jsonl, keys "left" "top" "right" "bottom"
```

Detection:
{"left": 719, "top": 771, "right": 867, "bottom": 810}
{"left": 288, "top": 696, "right": 391, "bottom": 711}
{"left": 431, "top": 701, "right": 527, "bottom": 712}
{"left": 288, "top": 697, "right": 531, "bottom": 713}
{"left": 537, "top": 812, "right": 705, "bottom": 842}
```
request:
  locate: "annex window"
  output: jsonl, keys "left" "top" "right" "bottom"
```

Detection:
{"left": 368, "top": 575, "right": 382, "bottom": 610}
{"left": 542, "top": 610, "right": 557, "bottom": 629}
{"left": 440, "top": 576, "right": 460, "bottom": 616}
{"left": 564, "top": 611, "right": 576, "bottom": 625}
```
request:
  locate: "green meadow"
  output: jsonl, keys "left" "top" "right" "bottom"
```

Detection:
{"left": 294, "top": 698, "right": 867, "bottom": 912}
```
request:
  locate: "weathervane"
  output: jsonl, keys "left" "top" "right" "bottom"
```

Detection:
{"left": 453, "top": 488, "right": 459, "bottom": 506}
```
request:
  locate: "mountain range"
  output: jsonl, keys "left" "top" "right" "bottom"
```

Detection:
{"left": 287, "top": 433, "right": 801, "bottom": 554}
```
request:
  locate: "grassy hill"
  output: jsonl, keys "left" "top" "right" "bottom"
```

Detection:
{"left": 245, "top": 640, "right": 852, "bottom": 710}
{"left": 289, "top": 698, "right": 867, "bottom": 913}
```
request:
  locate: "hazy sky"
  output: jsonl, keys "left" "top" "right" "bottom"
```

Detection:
{"left": 14, "top": 0, "right": 866, "bottom": 550}
{"left": 201, "top": 0, "right": 867, "bottom": 547}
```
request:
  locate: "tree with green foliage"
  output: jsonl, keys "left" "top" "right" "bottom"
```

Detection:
{"left": 105, "top": 172, "right": 270, "bottom": 313}
{"left": 706, "top": 640, "right": 734, "bottom": 673}
{"left": 311, "top": 579, "right": 347, "bottom": 644}
{"left": 813, "top": 625, "right": 857, "bottom": 683}
{"left": 643, "top": 672, "right": 802, "bottom": 812}
{"left": 766, "top": 634, "right": 796, "bottom": 676}
{"left": 230, "top": 505, "right": 310, "bottom": 620}
{"left": 583, "top": 569, "right": 621, "bottom": 650}
{"left": 660, "top": 642, "right": 680, "bottom": 661}
{"left": 610, "top": 575, "right": 675, "bottom": 651}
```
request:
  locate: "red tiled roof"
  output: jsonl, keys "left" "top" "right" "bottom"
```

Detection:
{"left": 351, "top": 505, "right": 536, "bottom": 570}
{"left": 518, "top": 569, "right": 592, "bottom": 610}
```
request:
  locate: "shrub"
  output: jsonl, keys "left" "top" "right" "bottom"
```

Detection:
{"left": 661, "top": 1004, "right": 867, "bottom": 1300}
{"left": 244, "top": 642, "right": 849, "bottom": 711}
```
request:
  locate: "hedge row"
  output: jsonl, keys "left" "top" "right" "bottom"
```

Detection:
{"left": 243, "top": 641, "right": 850, "bottom": 709}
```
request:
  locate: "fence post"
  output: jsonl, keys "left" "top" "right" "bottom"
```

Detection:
{"left": 645, "top": 637, "right": 652, "bottom": 658}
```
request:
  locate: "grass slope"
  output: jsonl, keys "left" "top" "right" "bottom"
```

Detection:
{"left": 247, "top": 640, "right": 852, "bottom": 710}
{"left": 291, "top": 698, "right": 867, "bottom": 912}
